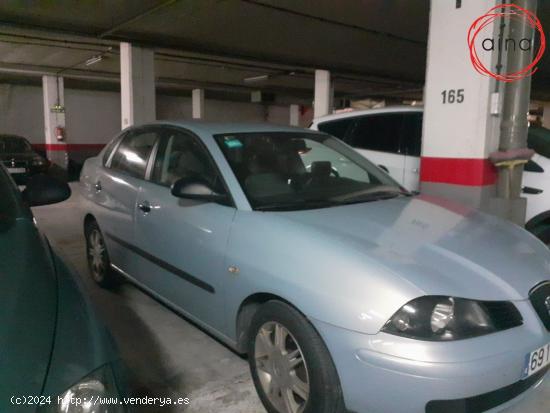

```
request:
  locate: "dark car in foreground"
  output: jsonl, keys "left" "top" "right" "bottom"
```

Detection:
{"left": 0, "top": 134, "right": 49, "bottom": 183}
{"left": 0, "top": 167, "right": 126, "bottom": 412}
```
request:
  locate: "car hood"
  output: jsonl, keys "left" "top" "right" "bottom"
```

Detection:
{"left": 275, "top": 195, "right": 550, "bottom": 301}
{"left": 42, "top": 251, "right": 119, "bottom": 397}
{"left": 0, "top": 217, "right": 119, "bottom": 407}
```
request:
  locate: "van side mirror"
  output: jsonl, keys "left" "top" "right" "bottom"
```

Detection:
{"left": 171, "top": 178, "right": 229, "bottom": 204}
{"left": 22, "top": 174, "right": 71, "bottom": 206}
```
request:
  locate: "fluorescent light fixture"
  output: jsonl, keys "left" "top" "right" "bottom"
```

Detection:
{"left": 85, "top": 55, "right": 103, "bottom": 66}
{"left": 243, "top": 74, "right": 269, "bottom": 83}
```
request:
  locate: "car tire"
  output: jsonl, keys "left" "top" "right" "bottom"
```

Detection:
{"left": 531, "top": 224, "right": 550, "bottom": 248}
{"left": 248, "top": 300, "right": 345, "bottom": 413}
{"left": 85, "top": 220, "right": 119, "bottom": 289}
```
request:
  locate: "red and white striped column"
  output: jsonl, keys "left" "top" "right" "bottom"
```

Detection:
{"left": 42, "top": 75, "right": 68, "bottom": 170}
{"left": 120, "top": 42, "right": 156, "bottom": 129}
{"left": 420, "top": 0, "right": 502, "bottom": 207}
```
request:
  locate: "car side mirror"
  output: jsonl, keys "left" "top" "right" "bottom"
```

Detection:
{"left": 22, "top": 174, "right": 71, "bottom": 206}
{"left": 171, "top": 178, "right": 228, "bottom": 204}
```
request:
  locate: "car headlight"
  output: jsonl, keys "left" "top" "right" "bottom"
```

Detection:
{"left": 41, "top": 364, "right": 124, "bottom": 412}
{"left": 381, "top": 296, "right": 523, "bottom": 341}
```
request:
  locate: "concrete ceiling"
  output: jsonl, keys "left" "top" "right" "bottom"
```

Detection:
{"left": 0, "top": 0, "right": 548, "bottom": 101}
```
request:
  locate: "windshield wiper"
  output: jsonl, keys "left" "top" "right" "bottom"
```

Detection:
{"left": 254, "top": 199, "right": 340, "bottom": 211}
{"left": 333, "top": 186, "right": 411, "bottom": 205}
{"left": 254, "top": 187, "right": 411, "bottom": 211}
{"left": 338, "top": 191, "right": 401, "bottom": 205}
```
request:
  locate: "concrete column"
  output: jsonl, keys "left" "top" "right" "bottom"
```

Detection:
{"left": 192, "top": 88, "right": 205, "bottom": 119}
{"left": 543, "top": 103, "right": 550, "bottom": 128}
{"left": 251, "top": 90, "right": 262, "bottom": 103}
{"left": 314, "top": 69, "right": 331, "bottom": 118}
{"left": 42, "top": 75, "right": 68, "bottom": 169}
{"left": 420, "top": 0, "right": 515, "bottom": 218}
{"left": 120, "top": 42, "right": 156, "bottom": 129}
{"left": 289, "top": 104, "right": 300, "bottom": 126}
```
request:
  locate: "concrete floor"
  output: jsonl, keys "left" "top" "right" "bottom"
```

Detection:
{"left": 32, "top": 183, "right": 549, "bottom": 413}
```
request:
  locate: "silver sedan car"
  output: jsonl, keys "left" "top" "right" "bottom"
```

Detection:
{"left": 80, "top": 121, "right": 550, "bottom": 413}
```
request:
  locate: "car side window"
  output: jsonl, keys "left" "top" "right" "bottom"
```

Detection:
{"left": 401, "top": 113, "right": 423, "bottom": 157}
{"left": 102, "top": 134, "right": 124, "bottom": 166}
{"left": 348, "top": 114, "right": 404, "bottom": 154}
{"left": 110, "top": 130, "right": 158, "bottom": 179}
{"left": 525, "top": 160, "right": 544, "bottom": 173}
{"left": 151, "top": 129, "right": 223, "bottom": 191}
{"left": 317, "top": 118, "right": 354, "bottom": 140}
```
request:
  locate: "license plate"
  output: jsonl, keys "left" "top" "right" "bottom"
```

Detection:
{"left": 7, "top": 167, "right": 26, "bottom": 173}
{"left": 523, "top": 342, "right": 550, "bottom": 379}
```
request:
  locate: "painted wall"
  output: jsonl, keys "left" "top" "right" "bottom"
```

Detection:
{"left": 0, "top": 83, "right": 297, "bottom": 164}
{"left": 0, "top": 84, "right": 44, "bottom": 144}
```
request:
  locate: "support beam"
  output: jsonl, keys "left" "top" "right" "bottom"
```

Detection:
{"left": 192, "top": 88, "right": 205, "bottom": 119}
{"left": 420, "top": 1, "right": 507, "bottom": 218}
{"left": 251, "top": 90, "right": 262, "bottom": 103}
{"left": 289, "top": 104, "right": 300, "bottom": 126}
{"left": 42, "top": 75, "right": 67, "bottom": 170}
{"left": 314, "top": 69, "right": 331, "bottom": 118}
{"left": 120, "top": 42, "right": 156, "bottom": 129}
{"left": 496, "top": 0, "right": 537, "bottom": 203}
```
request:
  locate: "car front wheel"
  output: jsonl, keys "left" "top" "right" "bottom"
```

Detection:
{"left": 248, "top": 300, "right": 344, "bottom": 413}
{"left": 532, "top": 224, "right": 550, "bottom": 248}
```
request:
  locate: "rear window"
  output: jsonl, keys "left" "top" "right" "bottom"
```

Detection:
{"left": 317, "top": 118, "right": 354, "bottom": 140}
{"left": 348, "top": 114, "right": 404, "bottom": 154}
{"left": 102, "top": 135, "right": 123, "bottom": 166}
{"left": 0, "top": 136, "right": 33, "bottom": 154}
{"left": 401, "top": 112, "right": 423, "bottom": 157}
{"left": 109, "top": 130, "right": 158, "bottom": 179}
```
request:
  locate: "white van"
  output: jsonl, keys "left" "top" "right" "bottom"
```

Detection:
{"left": 310, "top": 106, "right": 550, "bottom": 244}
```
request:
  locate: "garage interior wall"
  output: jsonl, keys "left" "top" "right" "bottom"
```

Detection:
{"left": 0, "top": 83, "right": 293, "bottom": 163}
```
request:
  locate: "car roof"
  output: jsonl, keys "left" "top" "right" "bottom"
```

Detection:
{"left": 0, "top": 134, "right": 28, "bottom": 140}
{"left": 135, "top": 120, "right": 320, "bottom": 136}
{"left": 311, "top": 105, "right": 423, "bottom": 125}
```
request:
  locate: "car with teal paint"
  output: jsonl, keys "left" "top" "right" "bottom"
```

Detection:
{"left": 0, "top": 167, "right": 127, "bottom": 413}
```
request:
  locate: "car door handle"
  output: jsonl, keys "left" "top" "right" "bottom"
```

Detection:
{"left": 94, "top": 181, "right": 102, "bottom": 191}
{"left": 138, "top": 201, "right": 151, "bottom": 213}
{"left": 378, "top": 164, "right": 389, "bottom": 173}
{"left": 522, "top": 186, "right": 543, "bottom": 195}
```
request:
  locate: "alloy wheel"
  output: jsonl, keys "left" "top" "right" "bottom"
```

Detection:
{"left": 88, "top": 229, "right": 106, "bottom": 282}
{"left": 254, "top": 321, "right": 310, "bottom": 413}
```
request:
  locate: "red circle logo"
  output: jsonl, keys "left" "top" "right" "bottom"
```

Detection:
{"left": 467, "top": 4, "right": 545, "bottom": 82}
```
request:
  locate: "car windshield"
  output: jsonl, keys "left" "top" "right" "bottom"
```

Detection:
{"left": 214, "top": 132, "right": 406, "bottom": 211}
{"left": 0, "top": 136, "right": 33, "bottom": 154}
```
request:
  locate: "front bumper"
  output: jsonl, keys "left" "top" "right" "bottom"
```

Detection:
{"left": 311, "top": 300, "right": 549, "bottom": 413}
